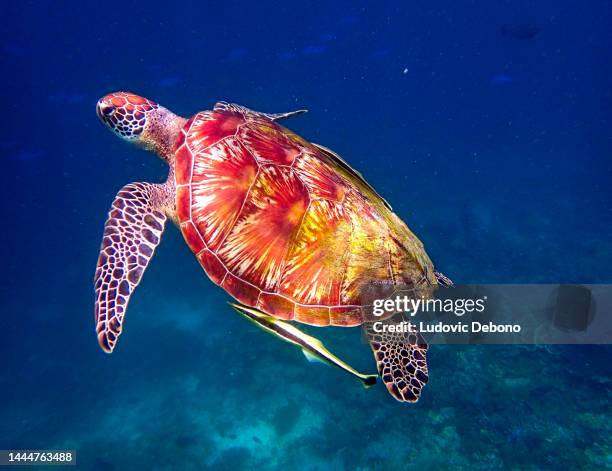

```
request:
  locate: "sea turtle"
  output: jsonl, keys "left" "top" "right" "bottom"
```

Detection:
{"left": 94, "top": 92, "right": 450, "bottom": 402}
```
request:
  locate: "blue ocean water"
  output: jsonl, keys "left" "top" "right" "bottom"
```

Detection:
{"left": 1, "top": 1, "right": 611, "bottom": 469}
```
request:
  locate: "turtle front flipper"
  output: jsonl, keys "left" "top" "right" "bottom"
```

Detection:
{"left": 364, "top": 315, "right": 429, "bottom": 402}
{"left": 94, "top": 182, "right": 170, "bottom": 353}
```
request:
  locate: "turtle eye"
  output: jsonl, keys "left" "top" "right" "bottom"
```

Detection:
{"left": 102, "top": 104, "right": 115, "bottom": 116}
{"left": 97, "top": 102, "right": 115, "bottom": 117}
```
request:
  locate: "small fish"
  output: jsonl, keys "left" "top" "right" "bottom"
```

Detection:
{"left": 230, "top": 303, "right": 377, "bottom": 387}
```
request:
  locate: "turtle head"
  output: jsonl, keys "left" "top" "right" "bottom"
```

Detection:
{"left": 97, "top": 92, "right": 185, "bottom": 162}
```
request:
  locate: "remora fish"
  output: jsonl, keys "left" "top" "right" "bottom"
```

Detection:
{"left": 230, "top": 303, "right": 378, "bottom": 387}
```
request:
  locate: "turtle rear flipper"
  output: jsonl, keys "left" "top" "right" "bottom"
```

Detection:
{"left": 364, "top": 316, "right": 429, "bottom": 402}
{"left": 94, "top": 182, "right": 172, "bottom": 353}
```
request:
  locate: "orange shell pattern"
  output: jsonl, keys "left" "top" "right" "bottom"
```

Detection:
{"left": 175, "top": 104, "right": 436, "bottom": 326}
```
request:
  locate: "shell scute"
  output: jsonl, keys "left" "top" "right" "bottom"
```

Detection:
{"left": 280, "top": 199, "right": 350, "bottom": 306}
{"left": 340, "top": 191, "right": 395, "bottom": 305}
{"left": 175, "top": 186, "right": 191, "bottom": 222}
{"left": 196, "top": 249, "right": 227, "bottom": 285}
{"left": 295, "top": 305, "right": 330, "bottom": 326}
{"left": 257, "top": 293, "right": 294, "bottom": 320}
{"left": 293, "top": 151, "right": 349, "bottom": 202}
{"left": 239, "top": 120, "right": 302, "bottom": 165}
{"left": 330, "top": 306, "right": 363, "bottom": 326}
{"left": 174, "top": 144, "right": 192, "bottom": 184}
{"left": 188, "top": 110, "right": 244, "bottom": 154}
{"left": 181, "top": 221, "right": 205, "bottom": 254}
{"left": 216, "top": 165, "right": 309, "bottom": 292}
{"left": 221, "top": 273, "right": 260, "bottom": 306}
{"left": 190, "top": 137, "right": 259, "bottom": 251}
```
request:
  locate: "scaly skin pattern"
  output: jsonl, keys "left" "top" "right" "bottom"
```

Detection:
{"left": 94, "top": 182, "right": 174, "bottom": 353}
{"left": 364, "top": 314, "right": 429, "bottom": 402}
{"left": 96, "top": 92, "right": 186, "bottom": 161}
{"left": 175, "top": 102, "right": 438, "bottom": 327}
{"left": 97, "top": 92, "right": 159, "bottom": 139}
